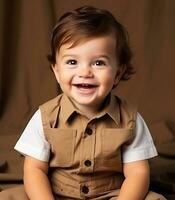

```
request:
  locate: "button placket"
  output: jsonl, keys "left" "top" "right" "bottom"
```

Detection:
{"left": 79, "top": 123, "right": 95, "bottom": 172}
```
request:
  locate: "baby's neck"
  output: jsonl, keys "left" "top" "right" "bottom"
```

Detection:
{"left": 77, "top": 105, "right": 101, "bottom": 119}
{"left": 73, "top": 96, "right": 110, "bottom": 120}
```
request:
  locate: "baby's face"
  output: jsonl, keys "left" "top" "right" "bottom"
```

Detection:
{"left": 52, "top": 35, "right": 120, "bottom": 116}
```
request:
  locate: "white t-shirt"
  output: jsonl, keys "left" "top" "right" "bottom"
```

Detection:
{"left": 14, "top": 109, "right": 158, "bottom": 163}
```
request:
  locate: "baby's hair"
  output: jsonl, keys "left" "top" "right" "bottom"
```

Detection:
{"left": 47, "top": 6, "right": 135, "bottom": 80}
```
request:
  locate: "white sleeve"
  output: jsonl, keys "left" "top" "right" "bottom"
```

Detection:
{"left": 14, "top": 109, "right": 50, "bottom": 162}
{"left": 122, "top": 112, "right": 158, "bottom": 163}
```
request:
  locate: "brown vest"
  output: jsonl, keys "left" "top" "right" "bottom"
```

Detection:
{"left": 40, "top": 94, "right": 137, "bottom": 199}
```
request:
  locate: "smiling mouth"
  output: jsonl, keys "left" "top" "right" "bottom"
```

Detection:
{"left": 73, "top": 84, "right": 98, "bottom": 89}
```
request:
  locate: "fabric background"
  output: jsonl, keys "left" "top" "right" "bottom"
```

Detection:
{"left": 0, "top": 0, "right": 175, "bottom": 198}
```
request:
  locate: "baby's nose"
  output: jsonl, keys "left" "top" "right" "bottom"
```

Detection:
{"left": 78, "top": 65, "right": 93, "bottom": 77}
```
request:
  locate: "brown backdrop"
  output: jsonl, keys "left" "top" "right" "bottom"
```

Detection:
{"left": 0, "top": 0, "right": 175, "bottom": 195}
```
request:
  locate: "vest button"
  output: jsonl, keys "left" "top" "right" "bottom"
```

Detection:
{"left": 84, "top": 160, "right": 91, "bottom": 167}
{"left": 81, "top": 185, "right": 89, "bottom": 194}
{"left": 86, "top": 128, "right": 92, "bottom": 135}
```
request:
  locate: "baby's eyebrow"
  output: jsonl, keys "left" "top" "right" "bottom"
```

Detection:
{"left": 93, "top": 55, "right": 110, "bottom": 60}
{"left": 98, "top": 55, "right": 109, "bottom": 59}
{"left": 62, "top": 54, "right": 77, "bottom": 58}
{"left": 61, "top": 54, "right": 111, "bottom": 60}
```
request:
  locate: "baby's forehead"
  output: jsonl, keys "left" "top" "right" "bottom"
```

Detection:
{"left": 56, "top": 35, "right": 117, "bottom": 61}
{"left": 58, "top": 33, "right": 117, "bottom": 51}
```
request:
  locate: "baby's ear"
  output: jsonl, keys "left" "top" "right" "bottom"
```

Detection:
{"left": 114, "top": 65, "right": 126, "bottom": 85}
{"left": 117, "top": 65, "right": 126, "bottom": 79}
{"left": 52, "top": 64, "right": 60, "bottom": 82}
{"left": 52, "top": 63, "right": 57, "bottom": 71}
{"left": 52, "top": 63, "right": 60, "bottom": 73}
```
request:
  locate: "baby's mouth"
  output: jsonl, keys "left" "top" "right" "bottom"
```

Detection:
{"left": 73, "top": 83, "right": 97, "bottom": 89}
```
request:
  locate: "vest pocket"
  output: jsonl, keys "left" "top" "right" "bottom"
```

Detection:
{"left": 44, "top": 128, "right": 77, "bottom": 167}
{"left": 101, "top": 128, "right": 133, "bottom": 158}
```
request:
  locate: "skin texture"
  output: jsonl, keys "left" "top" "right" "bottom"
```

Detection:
{"left": 118, "top": 160, "right": 150, "bottom": 200}
{"left": 24, "top": 35, "right": 150, "bottom": 200}
{"left": 24, "top": 157, "right": 54, "bottom": 200}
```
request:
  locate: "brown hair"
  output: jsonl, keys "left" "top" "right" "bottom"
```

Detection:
{"left": 47, "top": 6, "right": 135, "bottom": 80}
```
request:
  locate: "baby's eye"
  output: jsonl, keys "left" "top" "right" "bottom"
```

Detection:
{"left": 94, "top": 60, "right": 106, "bottom": 66}
{"left": 66, "top": 59, "right": 77, "bottom": 65}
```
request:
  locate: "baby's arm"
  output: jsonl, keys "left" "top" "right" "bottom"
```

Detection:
{"left": 24, "top": 156, "right": 55, "bottom": 200}
{"left": 117, "top": 159, "right": 150, "bottom": 200}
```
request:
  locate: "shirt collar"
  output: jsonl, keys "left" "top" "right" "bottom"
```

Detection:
{"left": 59, "top": 94, "right": 79, "bottom": 123}
{"left": 59, "top": 93, "right": 120, "bottom": 125}
{"left": 104, "top": 94, "right": 120, "bottom": 126}
{"left": 94, "top": 94, "right": 120, "bottom": 126}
